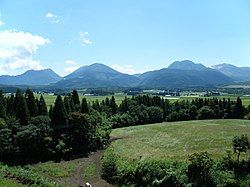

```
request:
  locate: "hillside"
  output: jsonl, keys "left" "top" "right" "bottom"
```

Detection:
{"left": 110, "top": 119, "right": 250, "bottom": 160}
{"left": 0, "top": 69, "right": 61, "bottom": 86}
{"left": 54, "top": 63, "right": 140, "bottom": 88}
{"left": 212, "top": 63, "right": 250, "bottom": 81}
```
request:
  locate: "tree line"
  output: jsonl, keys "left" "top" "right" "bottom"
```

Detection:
{"left": 0, "top": 89, "right": 111, "bottom": 164}
{"left": 106, "top": 95, "right": 247, "bottom": 128}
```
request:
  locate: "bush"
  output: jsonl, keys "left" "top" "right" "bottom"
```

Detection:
{"left": 101, "top": 149, "right": 187, "bottom": 186}
{"left": 187, "top": 152, "right": 215, "bottom": 186}
{"left": 101, "top": 148, "right": 118, "bottom": 184}
{"left": 198, "top": 106, "right": 214, "bottom": 119}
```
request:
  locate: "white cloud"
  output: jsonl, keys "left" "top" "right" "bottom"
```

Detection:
{"left": 65, "top": 60, "right": 77, "bottom": 65}
{"left": 111, "top": 64, "right": 149, "bottom": 75}
{"left": 79, "top": 31, "right": 92, "bottom": 46}
{"left": 64, "top": 65, "right": 81, "bottom": 75}
{"left": 63, "top": 60, "right": 80, "bottom": 75}
{"left": 0, "top": 30, "right": 50, "bottom": 74}
{"left": 45, "top": 12, "right": 60, "bottom": 23}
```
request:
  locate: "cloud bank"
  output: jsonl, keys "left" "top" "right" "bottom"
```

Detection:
{"left": 0, "top": 30, "right": 50, "bottom": 74}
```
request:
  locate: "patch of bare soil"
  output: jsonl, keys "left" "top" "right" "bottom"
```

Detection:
{"left": 61, "top": 150, "right": 115, "bottom": 187}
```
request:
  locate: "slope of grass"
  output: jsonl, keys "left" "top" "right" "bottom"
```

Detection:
{"left": 0, "top": 172, "right": 24, "bottom": 187}
{"left": 110, "top": 119, "right": 250, "bottom": 161}
{"left": 0, "top": 164, "right": 59, "bottom": 187}
{"left": 30, "top": 150, "right": 113, "bottom": 187}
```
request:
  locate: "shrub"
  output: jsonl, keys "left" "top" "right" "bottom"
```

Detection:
{"left": 187, "top": 152, "right": 215, "bottom": 186}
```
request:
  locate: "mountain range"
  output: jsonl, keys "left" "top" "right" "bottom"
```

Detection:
{"left": 0, "top": 60, "right": 249, "bottom": 89}
{"left": 212, "top": 63, "right": 250, "bottom": 82}
{"left": 0, "top": 69, "right": 61, "bottom": 86}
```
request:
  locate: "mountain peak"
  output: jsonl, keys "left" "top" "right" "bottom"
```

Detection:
{"left": 65, "top": 63, "right": 119, "bottom": 79}
{"left": 0, "top": 68, "right": 61, "bottom": 86}
{"left": 168, "top": 60, "right": 207, "bottom": 71}
{"left": 212, "top": 63, "right": 250, "bottom": 81}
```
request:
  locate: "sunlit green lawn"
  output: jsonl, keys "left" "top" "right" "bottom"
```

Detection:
{"left": 110, "top": 119, "right": 250, "bottom": 161}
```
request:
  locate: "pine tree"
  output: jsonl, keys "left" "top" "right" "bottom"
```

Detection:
{"left": 110, "top": 96, "right": 117, "bottom": 114}
{"left": 38, "top": 95, "right": 48, "bottom": 116}
{"left": 120, "top": 97, "right": 129, "bottom": 112}
{"left": 6, "top": 94, "right": 15, "bottom": 116}
{"left": 0, "top": 91, "right": 6, "bottom": 118}
{"left": 81, "top": 98, "right": 89, "bottom": 113}
{"left": 16, "top": 95, "right": 30, "bottom": 125}
{"left": 71, "top": 90, "right": 80, "bottom": 111}
{"left": 105, "top": 97, "right": 110, "bottom": 106}
{"left": 51, "top": 95, "right": 67, "bottom": 126}
{"left": 49, "top": 105, "right": 54, "bottom": 119}
{"left": 233, "top": 97, "right": 244, "bottom": 119}
{"left": 92, "top": 100, "right": 100, "bottom": 111}
{"left": 225, "top": 99, "right": 232, "bottom": 119}
{"left": 14, "top": 89, "right": 22, "bottom": 114}
{"left": 64, "top": 96, "right": 72, "bottom": 115}
{"left": 25, "top": 89, "right": 38, "bottom": 117}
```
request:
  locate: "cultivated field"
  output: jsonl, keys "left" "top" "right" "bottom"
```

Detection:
{"left": 110, "top": 119, "right": 250, "bottom": 161}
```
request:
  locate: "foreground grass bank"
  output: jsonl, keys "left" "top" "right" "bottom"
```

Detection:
{"left": 102, "top": 119, "right": 250, "bottom": 186}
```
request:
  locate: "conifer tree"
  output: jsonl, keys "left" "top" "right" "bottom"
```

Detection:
{"left": 92, "top": 100, "right": 100, "bottom": 111}
{"left": 71, "top": 90, "right": 80, "bottom": 111}
{"left": 25, "top": 89, "right": 38, "bottom": 117}
{"left": 16, "top": 95, "right": 30, "bottom": 125}
{"left": 14, "top": 89, "right": 22, "bottom": 113}
{"left": 110, "top": 96, "right": 117, "bottom": 114}
{"left": 51, "top": 95, "right": 67, "bottom": 126}
{"left": 6, "top": 94, "right": 15, "bottom": 116}
{"left": 81, "top": 98, "right": 89, "bottom": 113}
{"left": 49, "top": 105, "right": 54, "bottom": 119}
{"left": 225, "top": 99, "right": 232, "bottom": 119}
{"left": 105, "top": 97, "right": 110, "bottom": 106}
{"left": 38, "top": 95, "right": 48, "bottom": 116}
{"left": 0, "top": 91, "right": 6, "bottom": 118}
{"left": 64, "top": 96, "right": 72, "bottom": 115}
{"left": 233, "top": 97, "right": 244, "bottom": 119}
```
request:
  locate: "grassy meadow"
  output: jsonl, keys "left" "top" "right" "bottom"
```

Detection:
{"left": 35, "top": 94, "right": 131, "bottom": 107}
{"left": 110, "top": 119, "right": 250, "bottom": 161}
{"left": 35, "top": 93, "right": 250, "bottom": 107}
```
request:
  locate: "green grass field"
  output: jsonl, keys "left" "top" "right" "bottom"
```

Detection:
{"left": 35, "top": 94, "right": 131, "bottom": 107}
{"left": 110, "top": 119, "right": 250, "bottom": 161}
{"left": 35, "top": 93, "right": 250, "bottom": 107}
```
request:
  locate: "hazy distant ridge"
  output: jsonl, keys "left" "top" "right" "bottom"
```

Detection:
{"left": 1, "top": 60, "right": 249, "bottom": 88}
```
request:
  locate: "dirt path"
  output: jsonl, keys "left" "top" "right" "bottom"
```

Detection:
{"left": 61, "top": 150, "right": 115, "bottom": 187}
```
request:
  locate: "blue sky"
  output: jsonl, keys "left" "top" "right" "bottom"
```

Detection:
{"left": 0, "top": 0, "right": 250, "bottom": 76}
